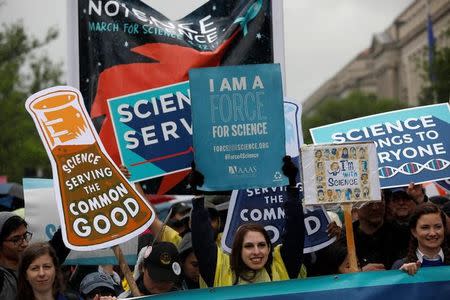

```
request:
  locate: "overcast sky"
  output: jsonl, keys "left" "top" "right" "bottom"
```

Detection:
{"left": 0, "top": 0, "right": 414, "bottom": 103}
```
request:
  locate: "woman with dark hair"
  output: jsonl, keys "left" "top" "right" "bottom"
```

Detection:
{"left": 190, "top": 157, "right": 306, "bottom": 287}
{"left": 16, "top": 242, "right": 65, "bottom": 300}
{"left": 0, "top": 212, "right": 70, "bottom": 300}
{"left": 229, "top": 223, "right": 274, "bottom": 285}
{"left": 391, "top": 203, "right": 450, "bottom": 275}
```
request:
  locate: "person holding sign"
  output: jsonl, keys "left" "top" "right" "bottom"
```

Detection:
{"left": 392, "top": 203, "right": 449, "bottom": 275}
{"left": 190, "top": 156, "right": 306, "bottom": 287}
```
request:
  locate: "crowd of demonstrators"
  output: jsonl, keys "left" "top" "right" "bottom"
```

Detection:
{"left": 1, "top": 166, "right": 450, "bottom": 299}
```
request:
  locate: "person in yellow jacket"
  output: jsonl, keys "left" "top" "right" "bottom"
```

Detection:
{"left": 190, "top": 156, "right": 307, "bottom": 287}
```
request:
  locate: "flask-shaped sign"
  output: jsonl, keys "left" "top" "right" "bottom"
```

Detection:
{"left": 25, "top": 86, "right": 155, "bottom": 251}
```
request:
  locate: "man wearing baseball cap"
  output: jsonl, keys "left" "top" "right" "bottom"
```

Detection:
{"left": 80, "top": 272, "right": 117, "bottom": 300}
{"left": 119, "top": 242, "right": 181, "bottom": 298}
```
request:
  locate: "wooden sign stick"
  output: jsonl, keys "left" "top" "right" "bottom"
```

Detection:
{"left": 343, "top": 203, "right": 359, "bottom": 273}
{"left": 112, "top": 245, "right": 142, "bottom": 297}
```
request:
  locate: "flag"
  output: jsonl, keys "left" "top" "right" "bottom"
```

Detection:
{"left": 427, "top": 13, "right": 436, "bottom": 82}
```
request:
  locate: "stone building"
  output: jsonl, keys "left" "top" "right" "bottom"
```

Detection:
{"left": 303, "top": 0, "right": 450, "bottom": 114}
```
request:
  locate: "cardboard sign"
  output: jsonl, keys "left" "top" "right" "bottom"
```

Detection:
{"left": 189, "top": 64, "right": 286, "bottom": 190}
{"left": 108, "top": 82, "right": 192, "bottom": 182}
{"left": 25, "top": 86, "right": 155, "bottom": 251}
{"left": 310, "top": 104, "right": 450, "bottom": 188}
{"left": 23, "top": 178, "right": 138, "bottom": 264}
{"left": 302, "top": 143, "right": 381, "bottom": 205}
{"left": 68, "top": 0, "right": 285, "bottom": 194}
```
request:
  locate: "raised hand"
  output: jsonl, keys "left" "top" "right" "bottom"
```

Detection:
{"left": 282, "top": 155, "right": 298, "bottom": 187}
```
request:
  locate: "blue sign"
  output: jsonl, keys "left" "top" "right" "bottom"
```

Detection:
{"left": 310, "top": 104, "right": 450, "bottom": 188}
{"left": 189, "top": 64, "right": 286, "bottom": 190}
{"left": 108, "top": 82, "right": 192, "bottom": 182}
{"left": 222, "top": 186, "right": 334, "bottom": 254}
{"left": 142, "top": 264, "right": 450, "bottom": 300}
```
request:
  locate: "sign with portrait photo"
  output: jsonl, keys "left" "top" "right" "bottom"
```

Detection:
{"left": 302, "top": 142, "right": 381, "bottom": 205}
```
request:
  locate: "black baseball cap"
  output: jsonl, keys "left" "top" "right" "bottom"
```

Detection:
{"left": 143, "top": 242, "right": 181, "bottom": 282}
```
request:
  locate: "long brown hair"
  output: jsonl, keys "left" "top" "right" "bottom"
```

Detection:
{"left": 405, "top": 203, "right": 450, "bottom": 264}
{"left": 16, "top": 242, "right": 64, "bottom": 300}
{"left": 230, "top": 223, "right": 273, "bottom": 285}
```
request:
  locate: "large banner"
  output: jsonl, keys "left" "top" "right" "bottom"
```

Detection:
{"left": 25, "top": 86, "right": 154, "bottom": 251}
{"left": 310, "top": 104, "right": 450, "bottom": 188}
{"left": 302, "top": 143, "right": 381, "bottom": 205}
{"left": 189, "top": 64, "right": 286, "bottom": 190}
{"left": 68, "top": 0, "right": 285, "bottom": 194}
{"left": 23, "top": 178, "right": 138, "bottom": 265}
{"left": 108, "top": 81, "right": 192, "bottom": 182}
{"left": 143, "top": 267, "right": 450, "bottom": 299}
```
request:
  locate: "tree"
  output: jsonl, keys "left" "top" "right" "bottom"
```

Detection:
{"left": 418, "top": 28, "right": 450, "bottom": 105}
{"left": 302, "top": 91, "right": 407, "bottom": 144}
{"left": 0, "top": 22, "right": 63, "bottom": 182}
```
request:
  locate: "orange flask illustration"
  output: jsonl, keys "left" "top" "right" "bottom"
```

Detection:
{"left": 26, "top": 86, "right": 154, "bottom": 250}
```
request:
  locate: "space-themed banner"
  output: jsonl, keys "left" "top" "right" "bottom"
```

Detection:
{"left": 310, "top": 104, "right": 450, "bottom": 189}
{"left": 68, "top": 0, "right": 284, "bottom": 194}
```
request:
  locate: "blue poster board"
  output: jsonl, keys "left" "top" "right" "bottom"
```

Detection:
{"left": 222, "top": 188, "right": 334, "bottom": 254}
{"left": 189, "top": 64, "right": 286, "bottom": 190}
{"left": 310, "top": 104, "right": 450, "bottom": 188}
{"left": 143, "top": 267, "right": 450, "bottom": 300}
{"left": 108, "top": 82, "right": 192, "bottom": 182}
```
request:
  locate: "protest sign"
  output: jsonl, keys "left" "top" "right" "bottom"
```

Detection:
{"left": 108, "top": 82, "right": 192, "bottom": 182}
{"left": 68, "top": 0, "right": 285, "bottom": 194}
{"left": 310, "top": 104, "right": 450, "bottom": 188}
{"left": 302, "top": 143, "right": 381, "bottom": 205}
{"left": 23, "top": 178, "right": 138, "bottom": 264}
{"left": 137, "top": 267, "right": 450, "bottom": 299}
{"left": 222, "top": 188, "right": 335, "bottom": 254}
{"left": 189, "top": 64, "right": 286, "bottom": 190}
{"left": 25, "top": 86, "right": 154, "bottom": 251}
{"left": 222, "top": 101, "right": 335, "bottom": 253}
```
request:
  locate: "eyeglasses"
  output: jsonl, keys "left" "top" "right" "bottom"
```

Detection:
{"left": 3, "top": 231, "right": 33, "bottom": 246}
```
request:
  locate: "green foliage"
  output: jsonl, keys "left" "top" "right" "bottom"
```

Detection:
{"left": 418, "top": 44, "right": 450, "bottom": 105}
{"left": 417, "top": 27, "right": 450, "bottom": 105}
{"left": 302, "top": 91, "right": 407, "bottom": 144}
{"left": 0, "top": 22, "right": 62, "bottom": 182}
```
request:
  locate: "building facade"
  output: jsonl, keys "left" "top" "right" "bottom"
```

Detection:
{"left": 303, "top": 0, "right": 450, "bottom": 114}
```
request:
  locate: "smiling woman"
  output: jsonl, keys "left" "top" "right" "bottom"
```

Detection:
{"left": 391, "top": 203, "right": 450, "bottom": 275}
{"left": 16, "top": 242, "right": 66, "bottom": 300}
